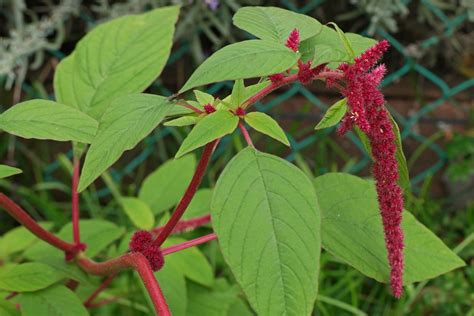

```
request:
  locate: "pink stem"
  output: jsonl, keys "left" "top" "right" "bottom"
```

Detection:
{"left": 77, "top": 253, "right": 170, "bottom": 316}
{"left": 244, "top": 74, "right": 298, "bottom": 108}
{"left": 177, "top": 101, "right": 203, "bottom": 114}
{"left": 84, "top": 274, "right": 117, "bottom": 307}
{"left": 152, "top": 214, "right": 211, "bottom": 235}
{"left": 72, "top": 156, "right": 81, "bottom": 245}
{"left": 153, "top": 140, "right": 218, "bottom": 246}
{"left": 239, "top": 122, "right": 254, "bottom": 147}
{"left": 162, "top": 233, "right": 217, "bottom": 255}
{"left": 0, "top": 193, "right": 77, "bottom": 253}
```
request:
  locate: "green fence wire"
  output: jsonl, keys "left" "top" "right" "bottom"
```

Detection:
{"left": 34, "top": 0, "right": 473, "bottom": 197}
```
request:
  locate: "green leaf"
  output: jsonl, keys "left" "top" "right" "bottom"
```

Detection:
{"left": 19, "top": 285, "right": 89, "bottom": 316}
{"left": 0, "top": 299, "right": 18, "bottom": 316}
{"left": 176, "top": 110, "right": 238, "bottom": 158}
{"left": 0, "top": 165, "right": 22, "bottom": 179}
{"left": 212, "top": 147, "right": 321, "bottom": 315}
{"left": 25, "top": 220, "right": 124, "bottom": 260}
{"left": 0, "top": 222, "right": 52, "bottom": 257}
{"left": 388, "top": 112, "right": 410, "bottom": 192}
{"left": 312, "top": 44, "right": 347, "bottom": 67}
{"left": 54, "top": 6, "right": 179, "bottom": 120}
{"left": 0, "top": 100, "right": 98, "bottom": 143}
{"left": 139, "top": 155, "right": 196, "bottom": 214}
{"left": 78, "top": 94, "right": 173, "bottom": 192}
{"left": 311, "top": 26, "right": 377, "bottom": 67}
{"left": 0, "top": 263, "right": 65, "bottom": 292}
{"left": 183, "top": 188, "right": 213, "bottom": 220}
{"left": 244, "top": 112, "right": 290, "bottom": 146}
{"left": 35, "top": 256, "right": 90, "bottom": 285}
{"left": 164, "top": 237, "right": 214, "bottom": 287}
{"left": 154, "top": 264, "right": 187, "bottom": 316}
{"left": 233, "top": 6, "right": 322, "bottom": 43}
{"left": 315, "top": 98, "right": 348, "bottom": 130}
{"left": 230, "top": 79, "right": 245, "bottom": 108}
{"left": 164, "top": 115, "right": 198, "bottom": 127}
{"left": 179, "top": 40, "right": 299, "bottom": 93}
{"left": 313, "top": 173, "right": 465, "bottom": 284}
{"left": 327, "top": 22, "right": 355, "bottom": 59}
{"left": 194, "top": 90, "right": 214, "bottom": 105}
{"left": 121, "top": 197, "right": 155, "bottom": 230}
{"left": 187, "top": 281, "right": 239, "bottom": 316}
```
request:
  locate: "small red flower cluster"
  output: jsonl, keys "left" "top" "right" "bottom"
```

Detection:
{"left": 333, "top": 40, "right": 405, "bottom": 298}
{"left": 203, "top": 104, "right": 216, "bottom": 114}
{"left": 269, "top": 29, "right": 326, "bottom": 85}
{"left": 130, "top": 231, "right": 165, "bottom": 271}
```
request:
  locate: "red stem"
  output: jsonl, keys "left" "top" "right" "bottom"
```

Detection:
{"left": 244, "top": 74, "right": 298, "bottom": 108}
{"left": 72, "top": 156, "right": 81, "bottom": 245}
{"left": 77, "top": 253, "right": 170, "bottom": 316}
{"left": 0, "top": 193, "right": 76, "bottom": 253}
{"left": 162, "top": 233, "right": 217, "bottom": 255}
{"left": 84, "top": 274, "right": 117, "bottom": 307}
{"left": 152, "top": 214, "right": 211, "bottom": 235}
{"left": 177, "top": 101, "right": 203, "bottom": 114}
{"left": 238, "top": 122, "right": 254, "bottom": 147}
{"left": 153, "top": 140, "right": 218, "bottom": 246}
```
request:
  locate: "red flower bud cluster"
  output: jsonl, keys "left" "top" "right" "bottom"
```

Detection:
{"left": 203, "top": 104, "right": 216, "bottom": 114}
{"left": 286, "top": 28, "right": 300, "bottom": 52}
{"left": 130, "top": 231, "right": 164, "bottom": 271}
{"left": 334, "top": 40, "right": 405, "bottom": 298}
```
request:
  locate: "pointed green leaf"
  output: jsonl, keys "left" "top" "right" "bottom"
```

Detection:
{"left": 176, "top": 110, "right": 238, "bottom": 158}
{"left": 311, "top": 26, "right": 377, "bottom": 67}
{"left": 121, "top": 197, "right": 155, "bottom": 230}
{"left": 312, "top": 44, "right": 347, "bottom": 66}
{"left": 187, "top": 281, "right": 239, "bottom": 316}
{"left": 78, "top": 94, "right": 173, "bottom": 192}
{"left": 212, "top": 148, "right": 321, "bottom": 315}
{"left": 194, "top": 90, "right": 214, "bottom": 105}
{"left": 139, "top": 155, "right": 196, "bottom": 214}
{"left": 164, "top": 115, "right": 198, "bottom": 127}
{"left": 24, "top": 220, "right": 124, "bottom": 260}
{"left": 315, "top": 98, "right": 348, "bottom": 130}
{"left": 164, "top": 237, "right": 214, "bottom": 287}
{"left": 179, "top": 40, "right": 299, "bottom": 93}
{"left": 18, "top": 285, "right": 88, "bottom": 316}
{"left": 388, "top": 112, "right": 410, "bottom": 192}
{"left": 328, "top": 22, "right": 355, "bottom": 59}
{"left": 230, "top": 79, "right": 245, "bottom": 108}
{"left": 0, "top": 263, "right": 65, "bottom": 292}
{"left": 0, "top": 100, "right": 98, "bottom": 143}
{"left": 0, "top": 165, "right": 22, "bottom": 179}
{"left": 54, "top": 6, "right": 179, "bottom": 120}
{"left": 233, "top": 6, "right": 322, "bottom": 43}
{"left": 314, "top": 173, "right": 465, "bottom": 284}
{"left": 0, "top": 222, "right": 52, "bottom": 257}
{"left": 244, "top": 112, "right": 290, "bottom": 146}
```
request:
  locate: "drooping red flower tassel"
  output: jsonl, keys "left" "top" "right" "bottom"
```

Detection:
{"left": 333, "top": 40, "right": 405, "bottom": 297}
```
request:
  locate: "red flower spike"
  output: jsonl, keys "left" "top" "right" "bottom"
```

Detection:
{"left": 336, "top": 41, "right": 405, "bottom": 297}
{"left": 297, "top": 61, "right": 314, "bottom": 85}
{"left": 235, "top": 107, "right": 246, "bottom": 116}
{"left": 203, "top": 104, "right": 216, "bottom": 114}
{"left": 142, "top": 245, "right": 165, "bottom": 271}
{"left": 286, "top": 28, "right": 300, "bottom": 52}
{"left": 130, "top": 230, "right": 153, "bottom": 252}
{"left": 269, "top": 73, "right": 285, "bottom": 83}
